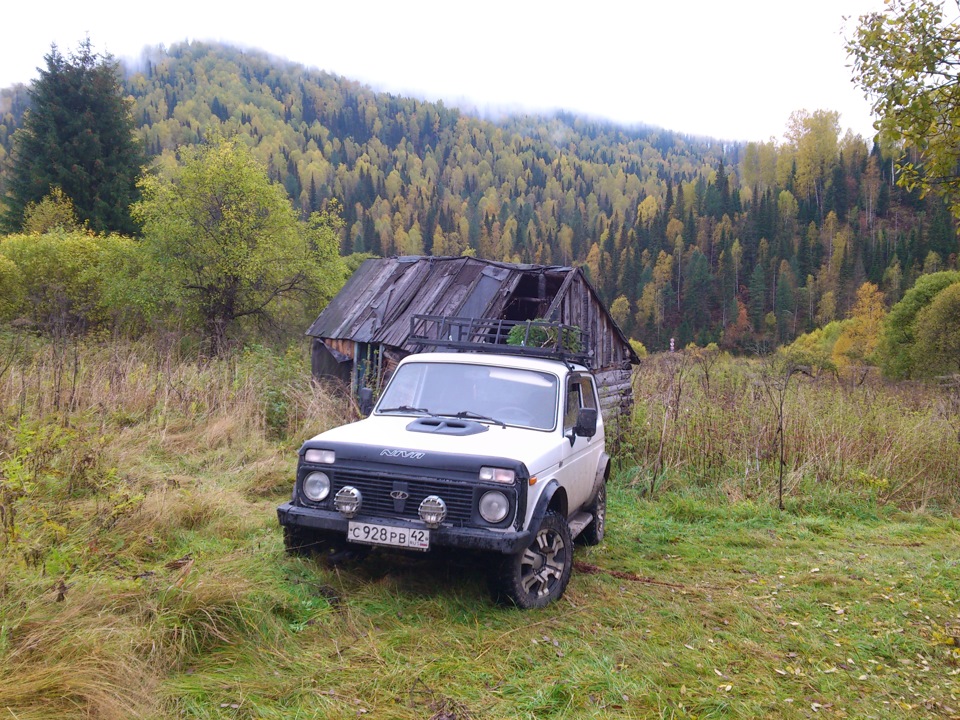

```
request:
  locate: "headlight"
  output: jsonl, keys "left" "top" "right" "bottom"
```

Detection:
{"left": 334, "top": 486, "right": 362, "bottom": 518}
{"left": 418, "top": 495, "right": 447, "bottom": 527}
{"left": 479, "top": 490, "right": 510, "bottom": 523}
{"left": 479, "top": 466, "right": 515, "bottom": 484}
{"left": 304, "top": 448, "right": 335, "bottom": 464}
{"left": 302, "top": 471, "right": 331, "bottom": 502}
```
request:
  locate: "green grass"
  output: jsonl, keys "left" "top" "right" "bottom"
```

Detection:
{"left": 135, "top": 483, "right": 960, "bottom": 720}
{"left": 2, "top": 340, "right": 960, "bottom": 718}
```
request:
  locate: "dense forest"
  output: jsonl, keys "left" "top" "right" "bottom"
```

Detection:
{"left": 1, "top": 40, "right": 957, "bottom": 352}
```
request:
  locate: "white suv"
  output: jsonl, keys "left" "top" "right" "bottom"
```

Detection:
{"left": 277, "top": 328, "right": 609, "bottom": 608}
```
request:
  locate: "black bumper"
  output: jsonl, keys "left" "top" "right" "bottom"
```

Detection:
{"left": 277, "top": 502, "right": 533, "bottom": 554}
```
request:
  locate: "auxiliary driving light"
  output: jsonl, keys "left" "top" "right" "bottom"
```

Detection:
{"left": 334, "top": 486, "right": 362, "bottom": 518}
{"left": 418, "top": 495, "right": 447, "bottom": 528}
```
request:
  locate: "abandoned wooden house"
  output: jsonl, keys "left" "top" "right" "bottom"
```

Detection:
{"left": 306, "top": 255, "right": 640, "bottom": 421}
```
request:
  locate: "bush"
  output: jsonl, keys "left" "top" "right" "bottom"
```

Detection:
{"left": 0, "top": 231, "right": 137, "bottom": 334}
{"left": 877, "top": 271, "right": 960, "bottom": 378}
{"left": 0, "top": 254, "right": 23, "bottom": 321}
{"left": 506, "top": 319, "right": 583, "bottom": 352}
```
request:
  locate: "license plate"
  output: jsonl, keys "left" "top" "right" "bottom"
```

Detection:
{"left": 347, "top": 521, "right": 430, "bottom": 551}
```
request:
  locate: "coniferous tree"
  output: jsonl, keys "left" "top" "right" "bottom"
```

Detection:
{"left": 684, "top": 249, "right": 712, "bottom": 331}
{"left": 748, "top": 263, "right": 767, "bottom": 331}
{"left": 3, "top": 39, "right": 145, "bottom": 234}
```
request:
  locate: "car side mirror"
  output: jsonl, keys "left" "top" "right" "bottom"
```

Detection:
{"left": 572, "top": 407, "right": 598, "bottom": 442}
{"left": 358, "top": 387, "right": 374, "bottom": 416}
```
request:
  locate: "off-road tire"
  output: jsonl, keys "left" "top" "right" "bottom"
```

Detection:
{"left": 284, "top": 525, "right": 369, "bottom": 565}
{"left": 283, "top": 524, "right": 324, "bottom": 556}
{"left": 489, "top": 511, "right": 573, "bottom": 609}
{"left": 579, "top": 482, "right": 606, "bottom": 546}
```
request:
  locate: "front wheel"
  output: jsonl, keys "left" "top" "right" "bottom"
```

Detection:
{"left": 489, "top": 511, "right": 573, "bottom": 609}
{"left": 283, "top": 525, "right": 368, "bottom": 564}
{"left": 283, "top": 524, "right": 324, "bottom": 556}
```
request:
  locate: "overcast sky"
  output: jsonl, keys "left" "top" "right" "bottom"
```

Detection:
{"left": 1, "top": 0, "right": 885, "bottom": 143}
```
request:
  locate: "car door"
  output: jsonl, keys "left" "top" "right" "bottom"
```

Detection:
{"left": 558, "top": 373, "right": 603, "bottom": 512}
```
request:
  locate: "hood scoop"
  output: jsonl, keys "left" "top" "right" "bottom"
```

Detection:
{"left": 406, "top": 417, "right": 488, "bottom": 436}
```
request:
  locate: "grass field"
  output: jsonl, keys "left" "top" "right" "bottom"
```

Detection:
{"left": 161, "top": 486, "right": 960, "bottom": 720}
{"left": 1, "top": 338, "right": 959, "bottom": 719}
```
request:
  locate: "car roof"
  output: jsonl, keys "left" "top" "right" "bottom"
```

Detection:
{"left": 399, "top": 351, "right": 586, "bottom": 374}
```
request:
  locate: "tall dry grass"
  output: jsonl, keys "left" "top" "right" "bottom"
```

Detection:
{"left": 0, "top": 334, "right": 355, "bottom": 718}
{"left": 0, "top": 580, "right": 163, "bottom": 719}
{"left": 3, "top": 335, "right": 958, "bottom": 717}
{"left": 622, "top": 350, "right": 960, "bottom": 511}
{"left": 0, "top": 335, "right": 353, "bottom": 438}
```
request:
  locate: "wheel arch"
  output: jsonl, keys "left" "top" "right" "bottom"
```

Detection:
{"left": 600, "top": 453, "right": 611, "bottom": 480}
{"left": 528, "top": 480, "right": 567, "bottom": 532}
{"left": 548, "top": 486, "right": 568, "bottom": 517}
{"left": 590, "top": 452, "right": 611, "bottom": 502}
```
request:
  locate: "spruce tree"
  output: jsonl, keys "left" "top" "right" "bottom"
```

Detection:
{"left": 748, "top": 263, "right": 767, "bottom": 331}
{"left": 2, "top": 39, "right": 145, "bottom": 234}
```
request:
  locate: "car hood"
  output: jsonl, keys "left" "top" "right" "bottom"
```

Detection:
{"left": 304, "top": 414, "right": 564, "bottom": 476}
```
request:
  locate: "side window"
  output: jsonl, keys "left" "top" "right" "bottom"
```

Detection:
{"left": 579, "top": 376, "right": 597, "bottom": 410}
{"left": 563, "top": 381, "right": 580, "bottom": 429}
{"left": 564, "top": 375, "right": 598, "bottom": 429}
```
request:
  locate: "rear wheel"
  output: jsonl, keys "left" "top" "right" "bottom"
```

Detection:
{"left": 489, "top": 511, "right": 573, "bottom": 609}
{"left": 580, "top": 482, "right": 606, "bottom": 546}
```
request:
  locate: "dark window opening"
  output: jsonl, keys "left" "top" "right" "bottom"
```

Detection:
{"left": 503, "top": 272, "right": 564, "bottom": 321}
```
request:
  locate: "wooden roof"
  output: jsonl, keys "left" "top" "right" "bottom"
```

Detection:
{"left": 306, "top": 256, "right": 639, "bottom": 365}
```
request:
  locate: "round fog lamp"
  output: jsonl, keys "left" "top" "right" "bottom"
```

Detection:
{"left": 418, "top": 495, "right": 447, "bottom": 528}
{"left": 334, "top": 486, "right": 362, "bottom": 518}
{"left": 479, "top": 490, "right": 510, "bottom": 523}
{"left": 302, "top": 471, "right": 331, "bottom": 502}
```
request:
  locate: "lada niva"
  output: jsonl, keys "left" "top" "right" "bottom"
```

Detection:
{"left": 277, "top": 319, "right": 609, "bottom": 608}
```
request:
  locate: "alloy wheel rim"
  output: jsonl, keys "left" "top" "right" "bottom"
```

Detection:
{"left": 519, "top": 528, "right": 566, "bottom": 597}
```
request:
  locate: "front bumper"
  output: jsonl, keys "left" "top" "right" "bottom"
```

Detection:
{"left": 277, "top": 502, "right": 533, "bottom": 554}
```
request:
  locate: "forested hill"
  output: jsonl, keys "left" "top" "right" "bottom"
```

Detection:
{"left": 1, "top": 40, "right": 957, "bottom": 351}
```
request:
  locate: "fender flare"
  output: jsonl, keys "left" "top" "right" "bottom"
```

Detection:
{"left": 527, "top": 479, "right": 563, "bottom": 535}
{"left": 590, "top": 452, "right": 610, "bottom": 503}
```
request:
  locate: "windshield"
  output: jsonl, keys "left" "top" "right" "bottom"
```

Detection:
{"left": 376, "top": 362, "right": 559, "bottom": 430}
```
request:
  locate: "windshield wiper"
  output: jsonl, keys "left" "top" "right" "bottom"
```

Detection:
{"left": 449, "top": 410, "right": 506, "bottom": 428}
{"left": 378, "top": 405, "right": 431, "bottom": 414}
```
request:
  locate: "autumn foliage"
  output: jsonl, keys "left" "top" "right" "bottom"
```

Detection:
{"left": 1, "top": 41, "right": 958, "bottom": 354}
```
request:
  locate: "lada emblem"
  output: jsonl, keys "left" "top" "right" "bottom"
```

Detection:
{"left": 390, "top": 482, "right": 410, "bottom": 512}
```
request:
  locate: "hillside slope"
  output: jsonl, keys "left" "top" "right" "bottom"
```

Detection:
{"left": 1, "top": 41, "right": 956, "bottom": 350}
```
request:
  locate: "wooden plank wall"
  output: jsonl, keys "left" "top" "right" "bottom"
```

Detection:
{"left": 548, "top": 273, "right": 634, "bottom": 424}
{"left": 595, "top": 366, "right": 633, "bottom": 420}
{"left": 324, "top": 338, "right": 356, "bottom": 360}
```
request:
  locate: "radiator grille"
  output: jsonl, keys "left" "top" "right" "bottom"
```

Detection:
{"left": 333, "top": 470, "right": 476, "bottom": 524}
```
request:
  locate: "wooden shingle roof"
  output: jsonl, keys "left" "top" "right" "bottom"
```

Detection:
{"left": 307, "top": 255, "right": 639, "bottom": 365}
